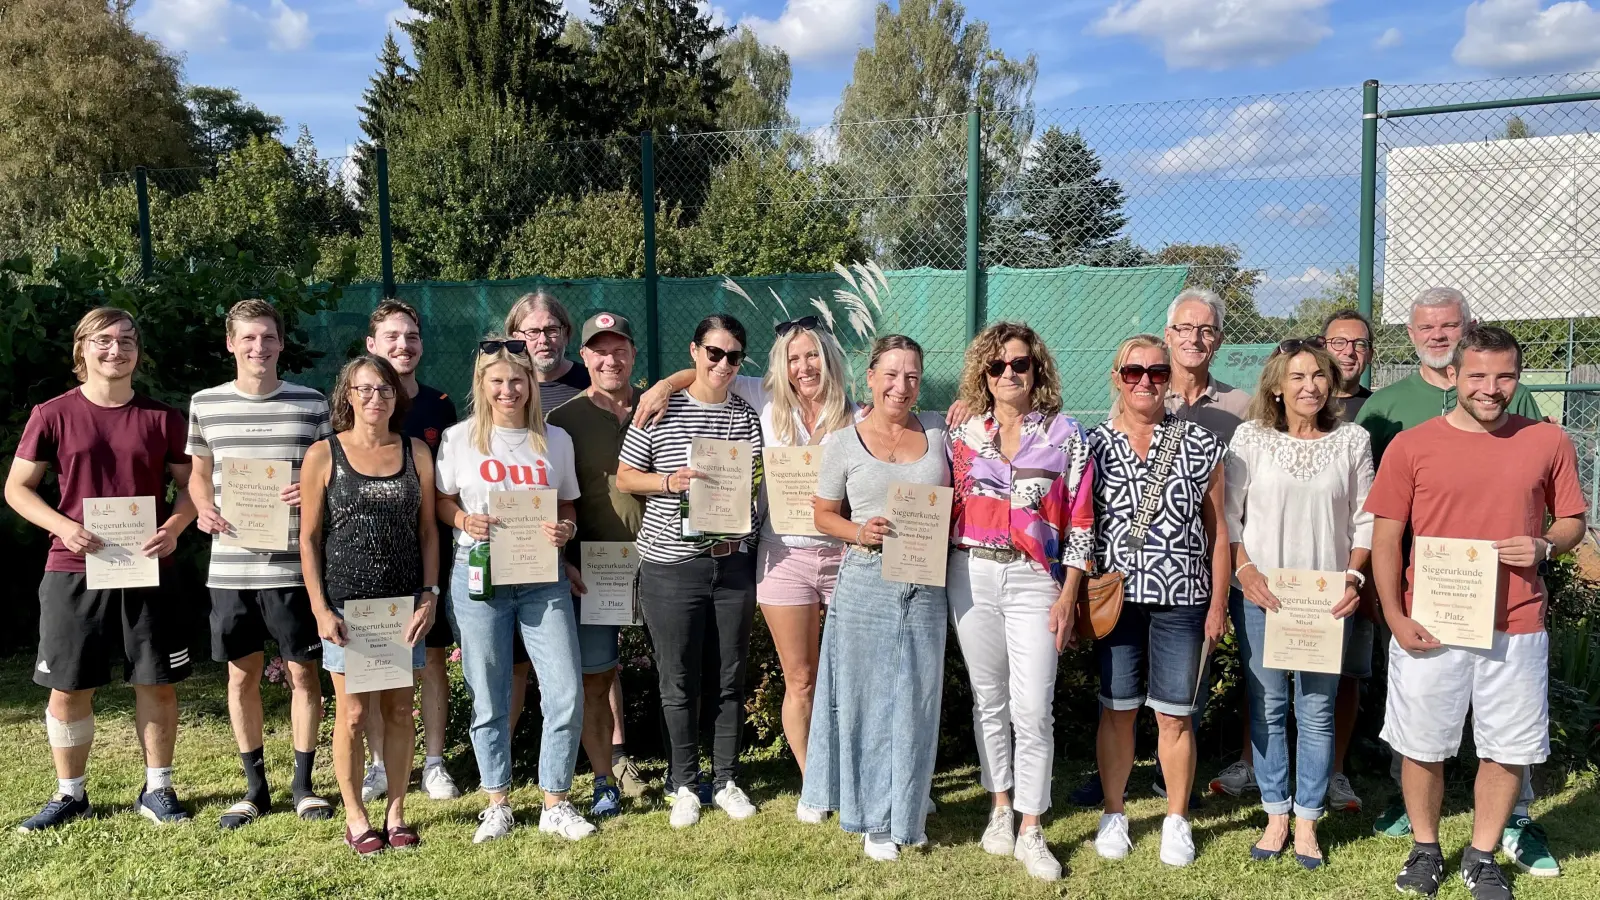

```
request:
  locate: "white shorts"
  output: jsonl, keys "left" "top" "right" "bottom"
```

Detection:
{"left": 1380, "top": 630, "right": 1550, "bottom": 766}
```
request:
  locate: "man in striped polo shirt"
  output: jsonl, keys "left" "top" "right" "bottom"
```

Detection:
{"left": 186, "top": 299, "right": 334, "bottom": 829}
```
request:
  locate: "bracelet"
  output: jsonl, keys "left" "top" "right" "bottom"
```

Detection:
{"left": 558, "top": 519, "right": 576, "bottom": 536}
{"left": 661, "top": 473, "right": 672, "bottom": 494}
{"left": 1234, "top": 560, "right": 1257, "bottom": 577}
{"left": 855, "top": 522, "right": 867, "bottom": 545}
{"left": 1345, "top": 568, "right": 1367, "bottom": 588}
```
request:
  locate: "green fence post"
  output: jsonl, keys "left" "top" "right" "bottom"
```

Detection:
{"left": 1357, "top": 80, "right": 1379, "bottom": 388}
{"left": 965, "top": 107, "right": 982, "bottom": 338}
{"left": 376, "top": 147, "right": 395, "bottom": 299}
{"left": 134, "top": 166, "right": 153, "bottom": 280}
{"left": 642, "top": 131, "right": 660, "bottom": 383}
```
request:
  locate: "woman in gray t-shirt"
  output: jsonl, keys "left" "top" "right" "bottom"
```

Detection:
{"left": 799, "top": 335, "right": 952, "bottom": 861}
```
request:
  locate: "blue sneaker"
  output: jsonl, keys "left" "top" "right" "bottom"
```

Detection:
{"left": 17, "top": 792, "right": 91, "bottom": 833}
{"left": 591, "top": 776, "right": 622, "bottom": 819}
{"left": 1069, "top": 774, "right": 1105, "bottom": 807}
{"left": 695, "top": 771, "right": 714, "bottom": 806}
{"left": 138, "top": 785, "right": 190, "bottom": 824}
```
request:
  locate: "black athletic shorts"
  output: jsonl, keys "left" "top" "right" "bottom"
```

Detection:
{"left": 209, "top": 587, "right": 323, "bottom": 664}
{"left": 35, "top": 572, "right": 193, "bottom": 691}
{"left": 424, "top": 585, "right": 456, "bottom": 650}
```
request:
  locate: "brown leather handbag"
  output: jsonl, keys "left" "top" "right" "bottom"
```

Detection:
{"left": 1076, "top": 568, "right": 1125, "bottom": 641}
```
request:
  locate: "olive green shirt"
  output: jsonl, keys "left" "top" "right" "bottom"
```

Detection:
{"left": 546, "top": 392, "right": 645, "bottom": 558}
{"left": 1355, "top": 371, "right": 1545, "bottom": 464}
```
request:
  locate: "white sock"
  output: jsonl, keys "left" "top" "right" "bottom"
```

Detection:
{"left": 424, "top": 756, "right": 444, "bottom": 770}
{"left": 146, "top": 767, "right": 173, "bottom": 791}
{"left": 59, "top": 776, "right": 87, "bottom": 800}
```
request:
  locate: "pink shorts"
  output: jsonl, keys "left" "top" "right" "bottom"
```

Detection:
{"left": 756, "top": 540, "right": 845, "bottom": 607}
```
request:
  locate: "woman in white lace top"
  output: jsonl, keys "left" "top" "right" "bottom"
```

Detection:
{"left": 1224, "top": 338, "right": 1374, "bottom": 871}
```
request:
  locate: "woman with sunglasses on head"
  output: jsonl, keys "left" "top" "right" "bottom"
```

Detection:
{"left": 1226, "top": 337, "right": 1372, "bottom": 870}
{"left": 946, "top": 322, "right": 1093, "bottom": 882}
{"left": 434, "top": 335, "right": 592, "bottom": 845}
{"left": 801, "top": 335, "right": 952, "bottom": 863}
{"left": 299, "top": 355, "right": 438, "bottom": 856}
{"left": 1088, "top": 335, "right": 1229, "bottom": 869}
{"left": 635, "top": 315, "right": 857, "bottom": 806}
{"left": 616, "top": 314, "right": 765, "bottom": 829}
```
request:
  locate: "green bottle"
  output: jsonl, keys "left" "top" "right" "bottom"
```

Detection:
{"left": 467, "top": 540, "right": 492, "bottom": 601}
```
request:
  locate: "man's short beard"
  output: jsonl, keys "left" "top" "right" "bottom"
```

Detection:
{"left": 1417, "top": 347, "right": 1453, "bottom": 369}
{"left": 532, "top": 353, "right": 561, "bottom": 375}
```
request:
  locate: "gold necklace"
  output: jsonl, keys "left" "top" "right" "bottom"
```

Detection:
{"left": 873, "top": 413, "right": 910, "bottom": 463}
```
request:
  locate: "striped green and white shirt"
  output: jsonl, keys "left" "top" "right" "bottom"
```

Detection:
{"left": 187, "top": 381, "right": 331, "bottom": 589}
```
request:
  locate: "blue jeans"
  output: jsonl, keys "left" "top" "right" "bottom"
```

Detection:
{"left": 321, "top": 605, "right": 427, "bottom": 674}
{"left": 449, "top": 551, "right": 583, "bottom": 795}
{"left": 801, "top": 549, "right": 947, "bottom": 845}
{"left": 1231, "top": 591, "right": 1340, "bottom": 820}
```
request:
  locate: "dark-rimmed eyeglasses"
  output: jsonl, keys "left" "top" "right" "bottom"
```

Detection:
{"left": 985, "top": 357, "right": 1034, "bottom": 378}
{"left": 775, "top": 316, "right": 822, "bottom": 337}
{"left": 1323, "top": 337, "right": 1371, "bottom": 353}
{"left": 513, "top": 326, "right": 565, "bottom": 342}
{"left": 1275, "top": 336, "right": 1326, "bottom": 355}
{"left": 1118, "top": 364, "right": 1172, "bottom": 386}
{"left": 350, "top": 385, "right": 397, "bottom": 401}
{"left": 700, "top": 345, "right": 745, "bottom": 368}
{"left": 478, "top": 340, "right": 528, "bottom": 356}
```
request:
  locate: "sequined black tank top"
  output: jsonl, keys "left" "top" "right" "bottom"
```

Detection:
{"left": 322, "top": 435, "right": 422, "bottom": 605}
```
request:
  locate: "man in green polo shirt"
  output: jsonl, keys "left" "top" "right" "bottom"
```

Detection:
{"left": 1357, "top": 286, "right": 1559, "bottom": 880}
{"left": 546, "top": 311, "right": 647, "bottom": 819}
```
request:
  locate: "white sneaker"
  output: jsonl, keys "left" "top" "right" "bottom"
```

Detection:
{"left": 473, "top": 802, "right": 515, "bottom": 844}
{"left": 713, "top": 781, "right": 757, "bottom": 820}
{"left": 538, "top": 800, "right": 597, "bottom": 841}
{"left": 1327, "top": 772, "right": 1363, "bottom": 812}
{"left": 1096, "top": 812, "right": 1133, "bottom": 860}
{"left": 1208, "top": 759, "right": 1257, "bottom": 797}
{"left": 980, "top": 805, "right": 1015, "bottom": 856}
{"left": 1160, "top": 814, "right": 1196, "bottom": 867}
{"left": 1014, "top": 825, "right": 1063, "bottom": 882}
{"left": 361, "top": 763, "right": 386, "bottom": 803}
{"left": 863, "top": 831, "right": 900, "bottom": 861}
{"left": 421, "top": 764, "right": 461, "bottom": 801}
{"left": 795, "top": 799, "right": 827, "bottom": 824}
{"left": 669, "top": 785, "right": 701, "bottom": 829}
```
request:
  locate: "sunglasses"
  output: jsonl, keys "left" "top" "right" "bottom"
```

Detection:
{"left": 479, "top": 339, "right": 528, "bottom": 356}
{"left": 1275, "top": 336, "right": 1327, "bottom": 355}
{"left": 700, "top": 345, "right": 746, "bottom": 368}
{"left": 985, "top": 357, "right": 1034, "bottom": 378}
{"left": 1119, "top": 364, "right": 1172, "bottom": 386}
{"left": 775, "top": 316, "right": 822, "bottom": 337}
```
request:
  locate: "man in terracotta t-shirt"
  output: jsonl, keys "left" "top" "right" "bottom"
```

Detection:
{"left": 1365, "top": 326, "right": 1586, "bottom": 900}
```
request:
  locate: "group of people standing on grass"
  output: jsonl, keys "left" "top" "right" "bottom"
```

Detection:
{"left": 4, "top": 284, "right": 1583, "bottom": 898}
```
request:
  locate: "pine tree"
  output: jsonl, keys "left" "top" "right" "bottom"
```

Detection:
{"left": 587, "top": 0, "right": 731, "bottom": 136}
{"left": 352, "top": 31, "right": 413, "bottom": 206}
{"left": 986, "top": 127, "right": 1135, "bottom": 268}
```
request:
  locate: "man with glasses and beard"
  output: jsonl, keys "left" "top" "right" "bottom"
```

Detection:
{"left": 1323, "top": 309, "right": 1376, "bottom": 422}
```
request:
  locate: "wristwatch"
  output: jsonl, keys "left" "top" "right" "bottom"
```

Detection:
{"left": 421, "top": 585, "right": 440, "bottom": 597}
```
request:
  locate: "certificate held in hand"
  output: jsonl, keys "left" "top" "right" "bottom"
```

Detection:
{"left": 489, "top": 489, "right": 559, "bottom": 585}
{"left": 344, "top": 596, "right": 415, "bottom": 693}
{"left": 688, "top": 438, "right": 753, "bottom": 535}
{"left": 763, "top": 446, "right": 822, "bottom": 536}
{"left": 218, "top": 457, "right": 291, "bottom": 551}
{"left": 882, "top": 482, "right": 954, "bottom": 586}
{"left": 83, "top": 496, "right": 160, "bottom": 589}
{"left": 580, "top": 542, "right": 641, "bottom": 627}
{"left": 1411, "top": 537, "right": 1498, "bottom": 649}
{"left": 1262, "top": 568, "right": 1346, "bottom": 675}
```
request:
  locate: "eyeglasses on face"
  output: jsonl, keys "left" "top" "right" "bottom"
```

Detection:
{"left": 1323, "top": 337, "right": 1371, "bottom": 352}
{"left": 1169, "top": 324, "right": 1220, "bottom": 341}
{"left": 1275, "top": 336, "right": 1326, "bottom": 356}
{"left": 985, "top": 357, "right": 1033, "bottom": 378}
{"left": 514, "top": 327, "right": 565, "bottom": 342}
{"left": 478, "top": 340, "right": 528, "bottom": 356}
{"left": 85, "top": 336, "right": 139, "bottom": 352}
{"left": 699, "top": 345, "right": 745, "bottom": 368}
{"left": 1118, "top": 364, "right": 1172, "bottom": 386}
{"left": 775, "top": 316, "right": 822, "bottom": 337}
{"left": 350, "top": 385, "right": 397, "bottom": 401}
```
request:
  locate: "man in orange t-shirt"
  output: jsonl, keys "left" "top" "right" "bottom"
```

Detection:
{"left": 1365, "top": 326, "right": 1586, "bottom": 900}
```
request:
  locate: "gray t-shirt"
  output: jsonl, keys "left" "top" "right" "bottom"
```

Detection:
{"left": 817, "top": 412, "right": 951, "bottom": 520}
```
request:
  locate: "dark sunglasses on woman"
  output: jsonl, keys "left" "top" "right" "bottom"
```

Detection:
{"left": 774, "top": 316, "right": 822, "bottom": 337}
{"left": 478, "top": 339, "right": 528, "bottom": 356}
{"left": 1275, "top": 336, "right": 1327, "bottom": 355}
{"left": 1118, "top": 363, "right": 1172, "bottom": 386}
{"left": 985, "top": 357, "right": 1034, "bottom": 378}
{"left": 700, "top": 345, "right": 746, "bottom": 367}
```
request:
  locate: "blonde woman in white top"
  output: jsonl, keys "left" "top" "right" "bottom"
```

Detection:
{"left": 1225, "top": 338, "right": 1373, "bottom": 870}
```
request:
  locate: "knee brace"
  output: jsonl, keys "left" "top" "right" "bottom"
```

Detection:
{"left": 45, "top": 712, "right": 95, "bottom": 748}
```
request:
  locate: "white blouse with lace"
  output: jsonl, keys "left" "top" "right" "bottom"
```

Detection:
{"left": 1223, "top": 420, "right": 1375, "bottom": 586}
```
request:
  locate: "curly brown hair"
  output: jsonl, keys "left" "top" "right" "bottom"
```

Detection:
{"left": 957, "top": 321, "right": 1062, "bottom": 417}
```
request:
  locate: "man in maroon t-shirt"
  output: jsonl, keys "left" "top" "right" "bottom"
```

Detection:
{"left": 4, "top": 307, "right": 198, "bottom": 832}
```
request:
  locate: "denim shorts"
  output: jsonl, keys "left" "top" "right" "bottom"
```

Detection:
{"left": 1097, "top": 602, "right": 1210, "bottom": 717}
{"left": 1341, "top": 613, "right": 1375, "bottom": 679}
{"left": 321, "top": 605, "right": 427, "bottom": 675}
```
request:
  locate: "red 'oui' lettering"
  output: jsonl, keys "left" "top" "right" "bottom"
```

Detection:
{"left": 479, "top": 458, "right": 549, "bottom": 486}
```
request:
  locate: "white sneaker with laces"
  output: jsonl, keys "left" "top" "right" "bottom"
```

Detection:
{"left": 863, "top": 831, "right": 900, "bottom": 861}
{"left": 669, "top": 785, "right": 701, "bottom": 829}
{"left": 713, "top": 781, "right": 757, "bottom": 820}
{"left": 361, "top": 763, "right": 386, "bottom": 803}
{"left": 422, "top": 764, "right": 461, "bottom": 801}
{"left": 795, "top": 798, "right": 827, "bottom": 824}
{"left": 539, "top": 800, "right": 597, "bottom": 840}
{"left": 1014, "top": 825, "right": 1063, "bottom": 882}
{"left": 1208, "top": 759, "right": 1257, "bottom": 797}
{"left": 473, "top": 802, "right": 516, "bottom": 844}
{"left": 1160, "top": 814, "right": 1196, "bottom": 867}
{"left": 1327, "top": 772, "right": 1363, "bottom": 812}
{"left": 980, "top": 805, "right": 1015, "bottom": 856}
{"left": 1096, "top": 812, "right": 1133, "bottom": 860}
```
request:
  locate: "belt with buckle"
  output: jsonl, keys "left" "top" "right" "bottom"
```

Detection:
{"left": 707, "top": 541, "right": 741, "bottom": 558}
{"left": 967, "top": 545, "right": 1022, "bottom": 564}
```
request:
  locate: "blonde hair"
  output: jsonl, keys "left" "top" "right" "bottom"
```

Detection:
{"left": 764, "top": 326, "right": 852, "bottom": 446}
{"left": 1247, "top": 344, "right": 1344, "bottom": 432}
{"left": 469, "top": 333, "right": 547, "bottom": 456}
{"left": 1108, "top": 334, "right": 1168, "bottom": 406}
{"left": 957, "top": 321, "right": 1062, "bottom": 418}
{"left": 72, "top": 307, "right": 139, "bottom": 382}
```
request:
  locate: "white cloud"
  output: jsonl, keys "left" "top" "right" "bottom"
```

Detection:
{"left": 1146, "top": 100, "right": 1322, "bottom": 176}
{"left": 1453, "top": 0, "right": 1600, "bottom": 72}
{"left": 138, "top": 0, "right": 312, "bottom": 52}
{"left": 1259, "top": 202, "right": 1332, "bottom": 228}
{"left": 1258, "top": 265, "right": 1338, "bottom": 315}
{"left": 1091, "top": 0, "right": 1333, "bottom": 70}
{"left": 1375, "top": 27, "right": 1403, "bottom": 49}
{"left": 743, "top": 0, "right": 876, "bottom": 65}
{"left": 267, "top": 0, "right": 311, "bottom": 51}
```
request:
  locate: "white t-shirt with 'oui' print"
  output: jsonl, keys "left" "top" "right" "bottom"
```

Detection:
{"left": 435, "top": 422, "right": 581, "bottom": 548}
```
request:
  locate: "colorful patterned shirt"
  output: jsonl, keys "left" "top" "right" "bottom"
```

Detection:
{"left": 949, "top": 410, "right": 1095, "bottom": 585}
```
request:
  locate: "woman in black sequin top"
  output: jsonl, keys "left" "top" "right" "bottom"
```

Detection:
{"left": 299, "top": 354, "right": 439, "bottom": 855}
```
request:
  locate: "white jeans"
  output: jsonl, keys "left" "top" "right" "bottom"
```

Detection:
{"left": 947, "top": 550, "right": 1063, "bottom": 816}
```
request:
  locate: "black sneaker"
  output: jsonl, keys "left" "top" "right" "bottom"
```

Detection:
{"left": 138, "top": 785, "right": 191, "bottom": 824}
{"left": 1462, "top": 851, "right": 1513, "bottom": 900}
{"left": 1068, "top": 773, "right": 1105, "bottom": 807}
{"left": 1151, "top": 762, "right": 1204, "bottom": 807}
{"left": 17, "top": 792, "right": 91, "bottom": 833}
{"left": 1396, "top": 845, "right": 1446, "bottom": 897}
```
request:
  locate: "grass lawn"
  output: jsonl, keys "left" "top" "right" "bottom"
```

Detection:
{"left": 0, "top": 657, "right": 1595, "bottom": 900}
